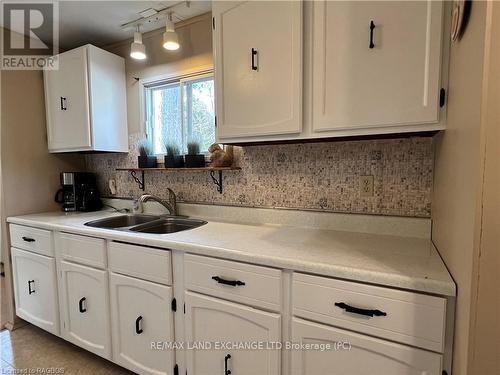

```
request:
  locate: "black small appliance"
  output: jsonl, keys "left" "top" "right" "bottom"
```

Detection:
{"left": 55, "top": 172, "right": 102, "bottom": 212}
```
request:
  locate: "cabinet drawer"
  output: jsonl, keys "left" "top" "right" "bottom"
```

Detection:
{"left": 108, "top": 242, "right": 171, "bottom": 285}
{"left": 184, "top": 254, "right": 281, "bottom": 311}
{"left": 58, "top": 232, "right": 106, "bottom": 268}
{"left": 10, "top": 224, "right": 53, "bottom": 256}
{"left": 292, "top": 273, "right": 446, "bottom": 352}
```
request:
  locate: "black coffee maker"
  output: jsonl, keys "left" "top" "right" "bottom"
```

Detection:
{"left": 55, "top": 172, "right": 102, "bottom": 212}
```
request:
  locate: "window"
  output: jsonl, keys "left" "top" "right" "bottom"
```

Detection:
{"left": 144, "top": 72, "right": 215, "bottom": 155}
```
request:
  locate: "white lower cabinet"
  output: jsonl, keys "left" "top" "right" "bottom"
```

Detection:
{"left": 109, "top": 272, "right": 175, "bottom": 375}
{"left": 11, "top": 247, "right": 59, "bottom": 335}
{"left": 59, "top": 260, "right": 111, "bottom": 359}
{"left": 184, "top": 291, "right": 281, "bottom": 375}
{"left": 291, "top": 317, "right": 442, "bottom": 375}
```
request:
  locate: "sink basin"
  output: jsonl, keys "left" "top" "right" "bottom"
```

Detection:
{"left": 130, "top": 217, "right": 207, "bottom": 234}
{"left": 84, "top": 214, "right": 161, "bottom": 229}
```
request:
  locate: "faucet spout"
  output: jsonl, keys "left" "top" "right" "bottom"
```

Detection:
{"left": 138, "top": 189, "right": 177, "bottom": 216}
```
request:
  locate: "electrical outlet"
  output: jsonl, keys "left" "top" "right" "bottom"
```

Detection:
{"left": 359, "top": 175, "right": 374, "bottom": 197}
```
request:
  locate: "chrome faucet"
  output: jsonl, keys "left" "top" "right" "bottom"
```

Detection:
{"left": 138, "top": 189, "right": 177, "bottom": 216}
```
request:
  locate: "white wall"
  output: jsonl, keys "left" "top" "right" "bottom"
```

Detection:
{"left": 0, "top": 29, "right": 84, "bottom": 327}
{"left": 432, "top": 2, "right": 500, "bottom": 373}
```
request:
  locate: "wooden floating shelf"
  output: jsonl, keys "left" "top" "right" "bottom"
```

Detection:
{"left": 116, "top": 167, "right": 241, "bottom": 172}
{"left": 116, "top": 166, "right": 242, "bottom": 193}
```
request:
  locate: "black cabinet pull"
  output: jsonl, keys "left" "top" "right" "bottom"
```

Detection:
{"left": 334, "top": 302, "right": 387, "bottom": 317}
{"left": 135, "top": 316, "right": 143, "bottom": 334}
{"left": 369, "top": 20, "right": 375, "bottom": 49}
{"left": 212, "top": 276, "right": 245, "bottom": 287}
{"left": 28, "top": 280, "right": 35, "bottom": 295}
{"left": 251, "top": 48, "right": 258, "bottom": 71}
{"left": 224, "top": 354, "right": 231, "bottom": 375}
{"left": 22, "top": 236, "right": 35, "bottom": 242}
{"left": 60, "top": 96, "right": 67, "bottom": 110}
{"left": 79, "top": 297, "right": 86, "bottom": 313}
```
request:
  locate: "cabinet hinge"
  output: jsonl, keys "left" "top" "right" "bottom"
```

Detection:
{"left": 174, "top": 364, "right": 179, "bottom": 375}
{"left": 171, "top": 298, "right": 177, "bottom": 312}
{"left": 212, "top": 17, "right": 215, "bottom": 30}
{"left": 440, "top": 88, "right": 446, "bottom": 108}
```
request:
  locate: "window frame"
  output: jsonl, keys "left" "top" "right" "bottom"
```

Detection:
{"left": 139, "top": 68, "right": 215, "bottom": 157}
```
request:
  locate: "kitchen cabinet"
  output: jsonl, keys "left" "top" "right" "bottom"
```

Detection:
{"left": 59, "top": 260, "right": 111, "bottom": 359}
{"left": 11, "top": 247, "right": 59, "bottom": 335}
{"left": 43, "top": 44, "right": 128, "bottom": 152}
{"left": 109, "top": 272, "right": 175, "bottom": 375}
{"left": 308, "top": 0, "right": 444, "bottom": 134}
{"left": 213, "top": 0, "right": 302, "bottom": 140}
{"left": 214, "top": 1, "right": 447, "bottom": 143}
{"left": 184, "top": 291, "right": 281, "bottom": 375}
{"left": 291, "top": 318, "right": 442, "bottom": 375}
{"left": 8, "top": 222, "right": 454, "bottom": 375}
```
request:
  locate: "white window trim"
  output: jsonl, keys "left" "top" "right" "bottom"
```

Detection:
{"left": 138, "top": 68, "right": 214, "bottom": 158}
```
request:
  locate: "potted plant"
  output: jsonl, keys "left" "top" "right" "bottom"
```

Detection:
{"left": 164, "top": 143, "right": 184, "bottom": 168}
{"left": 137, "top": 140, "right": 157, "bottom": 168}
{"left": 184, "top": 140, "right": 205, "bottom": 168}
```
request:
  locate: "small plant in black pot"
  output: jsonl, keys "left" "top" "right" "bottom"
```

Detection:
{"left": 184, "top": 141, "right": 205, "bottom": 168}
{"left": 137, "top": 140, "right": 157, "bottom": 168}
{"left": 164, "top": 143, "right": 184, "bottom": 168}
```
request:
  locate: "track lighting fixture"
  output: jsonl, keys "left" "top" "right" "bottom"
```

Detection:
{"left": 163, "top": 13, "right": 180, "bottom": 51}
{"left": 130, "top": 26, "right": 146, "bottom": 60}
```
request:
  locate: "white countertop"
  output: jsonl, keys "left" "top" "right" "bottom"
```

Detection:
{"left": 7, "top": 210, "right": 456, "bottom": 297}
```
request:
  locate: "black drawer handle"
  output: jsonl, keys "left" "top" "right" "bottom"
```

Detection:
{"left": 60, "top": 96, "right": 67, "bottom": 110}
{"left": 334, "top": 302, "right": 387, "bottom": 317}
{"left": 79, "top": 297, "right": 86, "bottom": 313}
{"left": 28, "top": 280, "right": 35, "bottom": 294}
{"left": 22, "top": 236, "right": 35, "bottom": 243}
{"left": 135, "top": 316, "right": 143, "bottom": 334}
{"left": 212, "top": 276, "right": 245, "bottom": 287}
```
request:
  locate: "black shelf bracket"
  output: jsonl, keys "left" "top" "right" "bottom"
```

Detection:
{"left": 210, "top": 170, "right": 224, "bottom": 194}
{"left": 130, "top": 170, "right": 145, "bottom": 191}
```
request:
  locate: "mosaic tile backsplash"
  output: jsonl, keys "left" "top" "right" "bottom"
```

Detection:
{"left": 85, "top": 135, "right": 434, "bottom": 218}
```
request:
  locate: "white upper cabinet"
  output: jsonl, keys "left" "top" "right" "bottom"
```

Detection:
{"left": 213, "top": 1, "right": 447, "bottom": 143}
{"left": 309, "top": 0, "right": 444, "bottom": 134}
{"left": 44, "top": 44, "right": 128, "bottom": 152}
{"left": 213, "top": 1, "right": 302, "bottom": 140}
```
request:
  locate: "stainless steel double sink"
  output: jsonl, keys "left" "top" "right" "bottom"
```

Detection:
{"left": 84, "top": 214, "right": 207, "bottom": 234}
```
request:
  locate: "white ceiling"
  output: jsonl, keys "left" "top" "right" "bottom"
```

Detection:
{"left": 3, "top": 1, "right": 212, "bottom": 50}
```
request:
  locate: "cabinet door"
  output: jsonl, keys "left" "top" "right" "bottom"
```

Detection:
{"left": 109, "top": 272, "right": 175, "bottom": 375}
{"left": 11, "top": 247, "right": 59, "bottom": 335}
{"left": 185, "top": 291, "right": 281, "bottom": 375}
{"left": 60, "top": 261, "right": 110, "bottom": 359}
{"left": 291, "top": 318, "right": 442, "bottom": 375}
{"left": 44, "top": 46, "right": 92, "bottom": 151}
{"left": 213, "top": 1, "right": 302, "bottom": 140}
{"left": 311, "top": 1, "right": 443, "bottom": 132}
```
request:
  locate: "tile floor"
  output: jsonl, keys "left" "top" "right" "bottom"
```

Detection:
{"left": 1, "top": 324, "right": 133, "bottom": 374}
